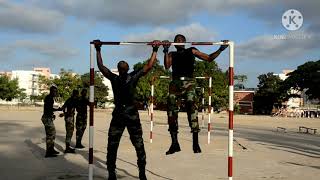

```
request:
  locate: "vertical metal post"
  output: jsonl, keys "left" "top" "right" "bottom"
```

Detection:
{"left": 89, "top": 44, "right": 95, "bottom": 180}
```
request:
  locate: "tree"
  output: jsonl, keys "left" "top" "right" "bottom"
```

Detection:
{"left": 253, "top": 73, "right": 285, "bottom": 114}
{"left": 81, "top": 72, "right": 109, "bottom": 106}
{"left": 38, "top": 68, "right": 82, "bottom": 102}
{"left": 194, "top": 60, "right": 228, "bottom": 111}
{"left": 133, "top": 59, "right": 171, "bottom": 109}
{"left": 0, "top": 76, "right": 26, "bottom": 101}
{"left": 283, "top": 60, "right": 320, "bottom": 101}
{"left": 234, "top": 74, "right": 247, "bottom": 90}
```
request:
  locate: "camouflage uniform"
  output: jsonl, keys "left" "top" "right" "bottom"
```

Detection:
{"left": 75, "top": 113, "right": 87, "bottom": 144}
{"left": 165, "top": 46, "right": 202, "bottom": 154}
{"left": 62, "top": 97, "right": 77, "bottom": 145}
{"left": 105, "top": 68, "right": 147, "bottom": 173}
{"left": 41, "top": 94, "right": 57, "bottom": 150}
{"left": 167, "top": 79, "right": 200, "bottom": 133}
{"left": 41, "top": 115, "right": 56, "bottom": 150}
{"left": 65, "top": 116, "right": 75, "bottom": 144}
{"left": 107, "top": 105, "right": 146, "bottom": 171}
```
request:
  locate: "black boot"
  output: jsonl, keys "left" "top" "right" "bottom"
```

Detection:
{"left": 45, "top": 144, "right": 58, "bottom": 158}
{"left": 75, "top": 141, "right": 85, "bottom": 149}
{"left": 192, "top": 132, "right": 202, "bottom": 153}
{"left": 64, "top": 143, "right": 76, "bottom": 153}
{"left": 108, "top": 170, "right": 117, "bottom": 180}
{"left": 165, "top": 132, "right": 181, "bottom": 155}
{"left": 51, "top": 147, "right": 60, "bottom": 155}
{"left": 139, "top": 169, "right": 147, "bottom": 180}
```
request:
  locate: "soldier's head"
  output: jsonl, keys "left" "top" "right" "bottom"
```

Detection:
{"left": 117, "top": 60, "right": 129, "bottom": 76}
{"left": 49, "top": 86, "right": 58, "bottom": 97}
{"left": 81, "top": 89, "right": 87, "bottom": 97}
{"left": 72, "top": 89, "right": 79, "bottom": 98}
{"left": 174, "top": 34, "right": 186, "bottom": 50}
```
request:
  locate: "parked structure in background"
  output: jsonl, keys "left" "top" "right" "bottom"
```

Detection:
{"left": 234, "top": 89, "right": 255, "bottom": 114}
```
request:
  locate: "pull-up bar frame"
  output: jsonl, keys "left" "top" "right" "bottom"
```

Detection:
{"left": 89, "top": 41, "right": 234, "bottom": 180}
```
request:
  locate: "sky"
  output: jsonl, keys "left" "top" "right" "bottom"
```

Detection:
{"left": 0, "top": 0, "right": 319, "bottom": 87}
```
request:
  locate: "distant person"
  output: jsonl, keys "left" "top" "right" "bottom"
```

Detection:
{"left": 162, "top": 34, "right": 228, "bottom": 155}
{"left": 75, "top": 89, "right": 89, "bottom": 149}
{"left": 41, "top": 86, "right": 61, "bottom": 158}
{"left": 93, "top": 39, "right": 160, "bottom": 180}
{"left": 61, "top": 89, "right": 79, "bottom": 153}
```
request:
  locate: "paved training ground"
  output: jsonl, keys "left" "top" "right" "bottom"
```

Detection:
{"left": 0, "top": 107, "right": 319, "bottom": 180}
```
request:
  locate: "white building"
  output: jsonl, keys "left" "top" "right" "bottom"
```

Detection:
{"left": 274, "top": 70, "right": 303, "bottom": 108}
{"left": 11, "top": 70, "right": 43, "bottom": 97}
{"left": 100, "top": 69, "right": 118, "bottom": 101}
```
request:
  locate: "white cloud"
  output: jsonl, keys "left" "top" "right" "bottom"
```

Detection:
{"left": 14, "top": 39, "right": 78, "bottom": 59}
{"left": 34, "top": 0, "right": 319, "bottom": 32}
{"left": 0, "top": 39, "right": 78, "bottom": 61}
{"left": 237, "top": 30, "right": 319, "bottom": 60}
{"left": 0, "top": 0, "right": 64, "bottom": 33}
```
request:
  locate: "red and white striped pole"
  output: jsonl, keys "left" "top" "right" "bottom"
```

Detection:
{"left": 228, "top": 41, "right": 235, "bottom": 180}
{"left": 207, "top": 77, "right": 212, "bottom": 144}
{"left": 150, "top": 77, "right": 154, "bottom": 143}
{"left": 89, "top": 44, "right": 95, "bottom": 180}
{"left": 202, "top": 87, "right": 205, "bottom": 128}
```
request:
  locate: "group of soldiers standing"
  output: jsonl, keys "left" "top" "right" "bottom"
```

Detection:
{"left": 41, "top": 87, "right": 89, "bottom": 158}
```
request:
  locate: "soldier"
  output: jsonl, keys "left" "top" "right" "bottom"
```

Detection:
{"left": 41, "top": 86, "right": 61, "bottom": 158}
{"left": 93, "top": 39, "right": 160, "bottom": 180}
{"left": 162, "top": 34, "right": 228, "bottom": 155}
{"left": 75, "top": 88, "right": 89, "bottom": 149}
{"left": 61, "top": 89, "right": 79, "bottom": 153}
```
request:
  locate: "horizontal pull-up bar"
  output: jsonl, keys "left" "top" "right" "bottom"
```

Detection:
{"left": 159, "top": 76, "right": 210, "bottom": 79}
{"left": 89, "top": 41, "right": 230, "bottom": 46}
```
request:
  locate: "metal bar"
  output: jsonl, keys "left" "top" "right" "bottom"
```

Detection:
{"left": 90, "top": 41, "right": 229, "bottom": 46}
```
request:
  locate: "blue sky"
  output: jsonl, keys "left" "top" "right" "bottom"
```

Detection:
{"left": 0, "top": 0, "right": 319, "bottom": 87}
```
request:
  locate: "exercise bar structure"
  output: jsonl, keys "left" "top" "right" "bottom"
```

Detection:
{"left": 150, "top": 76, "right": 213, "bottom": 145}
{"left": 89, "top": 40, "right": 234, "bottom": 180}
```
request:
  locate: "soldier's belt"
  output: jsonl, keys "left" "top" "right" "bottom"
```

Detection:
{"left": 173, "top": 77, "right": 194, "bottom": 81}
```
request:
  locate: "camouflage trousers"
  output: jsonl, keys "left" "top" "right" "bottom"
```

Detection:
{"left": 76, "top": 113, "right": 87, "bottom": 143}
{"left": 41, "top": 115, "right": 56, "bottom": 149}
{"left": 65, "top": 116, "right": 75, "bottom": 144}
{"left": 106, "top": 106, "right": 146, "bottom": 171}
{"left": 167, "top": 79, "right": 200, "bottom": 133}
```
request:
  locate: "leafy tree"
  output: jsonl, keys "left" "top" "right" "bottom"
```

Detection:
{"left": 194, "top": 60, "right": 228, "bottom": 111}
{"left": 38, "top": 68, "right": 82, "bottom": 102}
{"left": 81, "top": 72, "right": 109, "bottom": 106}
{"left": 0, "top": 76, "right": 26, "bottom": 101}
{"left": 253, "top": 73, "right": 285, "bottom": 114}
{"left": 133, "top": 59, "right": 171, "bottom": 109}
{"left": 234, "top": 74, "right": 247, "bottom": 90}
{"left": 283, "top": 60, "right": 320, "bottom": 101}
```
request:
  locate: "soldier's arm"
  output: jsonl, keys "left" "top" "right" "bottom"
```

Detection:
{"left": 192, "top": 40, "right": 229, "bottom": 62}
{"left": 94, "top": 40, "right": 117, "bottom": 80}
{"left": 143, "top": 40, "right": 161, "bottom": 74}
{"left": 163, "top": 40, "right": 172, "bottom": 69}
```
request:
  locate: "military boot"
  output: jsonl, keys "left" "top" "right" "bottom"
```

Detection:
{"left": 139, "top": 169, "right": 147, "bottom": 180}
{"left": 165, "top": 132, "right": 181, "bottom": 155}
{"left": 64, "top": 143, "right": 76, "bottom": 153}
{"left": 192, "top": 132, "right": 202, "bottom": 153}
{"left": 75, "top": 139, "right": 85, "bottom": 149}
{"left": 108, "top": 170, "right": 117, "bottom": 180}
{"left": 45, "top": 144, "right": 58, "bottom": 158}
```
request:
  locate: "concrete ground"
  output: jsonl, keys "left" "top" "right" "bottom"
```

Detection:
{"left": 0, "top": 107, "right": 319, "bottom": 180}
